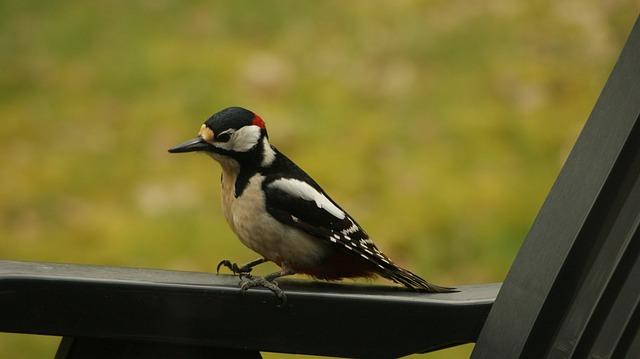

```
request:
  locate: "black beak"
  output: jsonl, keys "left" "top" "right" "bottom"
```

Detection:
{"left": 168, "top": 136, "right": 211, "bottom": 153}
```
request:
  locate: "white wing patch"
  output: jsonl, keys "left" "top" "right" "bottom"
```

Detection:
{"left": 269, "top": 178, "right": 346, "bottom": 219}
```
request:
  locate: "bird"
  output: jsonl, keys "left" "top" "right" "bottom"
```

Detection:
{"left": 168, "top": 106, "right": 455, "bottom": 300}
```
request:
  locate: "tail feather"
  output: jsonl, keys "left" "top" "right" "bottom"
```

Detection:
{"left": 379, "top": 266, "right": 457, "bottom": 293}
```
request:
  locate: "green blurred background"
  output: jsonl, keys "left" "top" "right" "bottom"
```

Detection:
{"left": 0, "top": 1, "right": 638, "bottom": 358}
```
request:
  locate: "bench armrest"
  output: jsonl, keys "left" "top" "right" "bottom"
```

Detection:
{"left": 0, "top": 260, "right": 497, "bottom": 357}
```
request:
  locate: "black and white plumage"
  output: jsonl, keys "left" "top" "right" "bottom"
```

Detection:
{"left": 169, "top": 107, "right": 454, "bottom": 293}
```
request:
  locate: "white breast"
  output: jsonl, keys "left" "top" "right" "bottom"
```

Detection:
{"left": 221, "top": 172, "right": 329, "bottom": 270}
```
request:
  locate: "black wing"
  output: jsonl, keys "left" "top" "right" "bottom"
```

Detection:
{"left": 262, "top": 175, "right": 454, "bottom": 292}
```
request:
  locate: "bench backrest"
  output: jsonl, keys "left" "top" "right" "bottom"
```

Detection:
{"left": 472, "top": 16, "right": 640, "bottom": 359}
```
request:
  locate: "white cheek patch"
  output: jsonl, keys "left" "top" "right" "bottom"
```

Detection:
{"left": 213, "top": 125, "right": 261, "bottom": 152}
{"left": 269, "top": 178, "right": 346, "bottom": 220}
{"left": 212, "top": 140, "right": 232, "bottom": 150}
{"left": 232, "top": 125, "right": 262, "bottom": 152}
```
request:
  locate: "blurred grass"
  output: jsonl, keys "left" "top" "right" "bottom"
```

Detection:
{"left": 0, "top": 1, "right": 638, "bottom": 358}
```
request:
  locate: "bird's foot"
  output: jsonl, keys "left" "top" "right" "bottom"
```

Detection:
{"left": 216, "top": 260, "right": 252, "bottom": 278}
{"left": 240, "top": 275, "right": 287, "bottom": 305}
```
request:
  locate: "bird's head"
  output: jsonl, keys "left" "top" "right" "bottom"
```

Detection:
{"left": 168, "top": 106, "right": 274, "bottom": 168}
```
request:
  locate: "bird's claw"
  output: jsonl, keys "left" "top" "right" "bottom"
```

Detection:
{"left": 240, "top": 276, "right": 287, "bottom": 305}
{"left": 216, "top": 259, "right": 251, "bottom": 277}
{"left": 216, "top": 259, "right": 238, "bottom": 274}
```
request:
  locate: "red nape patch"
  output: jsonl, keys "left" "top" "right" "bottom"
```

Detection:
{"left": 252, "top": 115, "right": 265, "bottom": 129}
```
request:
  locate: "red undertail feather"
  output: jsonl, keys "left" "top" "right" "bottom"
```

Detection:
{"left": 297, "top": 251, "right": 377, "bottom": 280}
{"left": 294, "top": 251, "right": 456, "bottom": 293}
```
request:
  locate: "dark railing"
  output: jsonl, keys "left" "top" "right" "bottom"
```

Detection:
{"left": 0, "top": 261, "right": 496, "bottom": 358}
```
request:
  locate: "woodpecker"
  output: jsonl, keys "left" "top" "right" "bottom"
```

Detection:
{"left": 168, "top": 107, "right": 454, "bottom": 300}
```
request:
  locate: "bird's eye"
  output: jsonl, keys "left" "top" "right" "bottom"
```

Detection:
{"left": 216, "top": 132, "right": 232, "bottom": 143}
